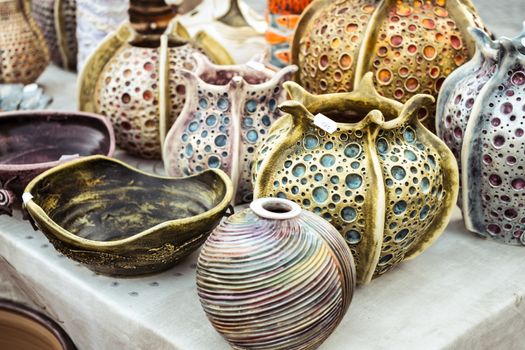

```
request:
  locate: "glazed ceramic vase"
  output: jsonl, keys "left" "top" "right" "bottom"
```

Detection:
{"left": 176, "top": 0, "right": 266, "bottom": 64}
{"left": 266, "top": 0, "right": 312, "bottom": 68}
{"left": 76, "top": 0, "right": 127, "bottom": 71}
{"left": 292, "top": 0, "right": 488, "bottom": 131}
{"left": 78, "top": 0, "right": 234, "bottom": 159}
{"left": 0, "top": 0, "right": 49, "bottom": 84}
{"left": 197, "top": 197, "right": 355, "bottom": 350}
{"left": 436, "top": 27, "right": 525, "bottom": 245}
{"left": 252, "top": 73, "right": 459, "bottom": 284}
{"left": 24, "top": 156, "right": 233, "bottom": 276}
{"left": 0, "top": 111, "right": 115, "bottom": 215}
{"left": 32, "top": 0, "right": 77, "bottom": 70}
{"left": 163, "top": 53, "right": 297, "bottom": 204}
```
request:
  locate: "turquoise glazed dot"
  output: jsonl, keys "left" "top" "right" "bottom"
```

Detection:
{"left": 404, "top": 150, "right": 417, "bottom": 161}
{"left": 403, "top": 127, "right": 416, "bottom": 143}
{"left": 199, "top": 98, "right": 208, "bottom": 109}
{"left": 247, "top": 130, "right": 258, "bottom": 142}
{"left": 208, "top": 156, "right": 221, "bottom": 168}
{"left": 304, "top": 135, "right": 319, "bottom": 149}
{"left": 313, "top": 187, "right": 329, "bottom": 203}
{"left": 245, "top": 99, "right": 257, "bottom": 113}
{"left": 393, "top": 200, "right": 407, "bottom": 215}
{"left": 344, "top": 143, "right": 361, "bottom": 158}
{"left": 320, "top": 154, "right": 336, "bottom": 168}
{"left": 395, "top": 229, "right": 409, "bottom": 242}
{"left": 377, "top": 138, "right": 389, "bottom": 154}
{"left": 292, "top": 164, "right": 306, "bottom": 177}
{"left": 391, "top": 166, "right": 406, "bottom": 181}
{"left": 345, "top": 174, "right": 363, "bottom": 189}
{"left": 218, "top": 98, "right": 229, "bottom": 111}
{"left": 345, "top": 230, "right": 361, "bottom": 244}
{"left": 185, "top": 144, "right": 193, "bottom": 157}
{"left": 206, "top": 115, "right": 217, "bottom": 126}
{"left": 215, "top": 135, "right": 227, "bottom": 147}
{"left": 341, "top": 207, "right": 357, "bottom": 222}
{"left": 262, "top": 115, "right": 271, "bottom": 126}
{"left": 188, "top": 121, "right": 199, "bottom": 132}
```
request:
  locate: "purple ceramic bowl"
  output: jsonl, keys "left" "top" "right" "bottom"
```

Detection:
{"left": 0, "top": 110, "right": 115, "bottom": 214}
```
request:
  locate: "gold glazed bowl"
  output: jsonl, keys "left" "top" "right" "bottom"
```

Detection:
{"left": 23, "top": 155, "right": 233, "bottom": 276}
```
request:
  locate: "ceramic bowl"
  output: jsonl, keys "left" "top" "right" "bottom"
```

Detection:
{"left": 0, "top": 299, "right": 76, "bottom": 350}
{"left": 0, "top": 111, "right": 115, "bottom": 215}
{"left": 23, "top": 156, "right": 234, "bottom": 276}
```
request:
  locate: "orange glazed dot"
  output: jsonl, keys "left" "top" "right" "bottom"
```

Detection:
{"left": 450, "top": 35, "right": 463, "bottom": 50}
{"left": 405, "top": 77, "right": 419, "bottom": 91}
{"left": 362, "top": 4, "right": 374, "bottom": 13}
{"left": 396, "top": 4, "right": 412, "bottom": 16}
{"left": 377, "top": 69, "right": 393, "bottom": 84}
{"left": 408, "top": 44, "right": 417, "bottom": 54}
{"left": 338, "top": 53, "right": 352, "bottom": 70}
{"left": 430, "top": 67, "right": 440, "bottom": 78}
{"left": 423, "top": 45, "right": 437, "bottom": 59}
{"left": 390, "top": 35, "right": 403, "bottom": 47}
{"left": 434, "top": 7, "right": 448, "bottom": 17}
{"left": 422, "top": 18, "right": 436, "bottom": 30}
{"left": 346, "top": 23, "right": 358, "bottom": 32}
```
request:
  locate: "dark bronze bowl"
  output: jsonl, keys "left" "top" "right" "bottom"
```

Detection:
{"left": 24, "top": 156, "right": 234, "bottom": 276}
{"left": 0, "top": 299, "right": 76, "bottom": 350}
{"left": 0, "top": 110, "right": 115, "bottom": 215}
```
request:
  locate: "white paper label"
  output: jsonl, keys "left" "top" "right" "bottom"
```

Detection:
{"left": 59, "top": 154, "right": 80, "bottom": 162}
{"left": 22, "top": 192, "right": 33, "bottom": 204}
{"left": 246, "top": 61, "right": 266, "bottom": 72}
{"left": 314, "top": 113, "right": 337, "bottom": 134}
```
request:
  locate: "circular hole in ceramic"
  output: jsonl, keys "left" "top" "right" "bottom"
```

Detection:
{"left": 250, "top": 198, "right": 301, "bottom": 220}
{"left": 262, "top": 202, "right": 293, "bottom": 214}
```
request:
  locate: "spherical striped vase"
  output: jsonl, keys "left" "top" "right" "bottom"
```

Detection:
{"left": 197, "top": 197, "right": 356, "bottom": 350}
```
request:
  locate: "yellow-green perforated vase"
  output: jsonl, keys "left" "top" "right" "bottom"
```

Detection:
{"left": 252, "top": 73, "right": 459, "bottom": 284}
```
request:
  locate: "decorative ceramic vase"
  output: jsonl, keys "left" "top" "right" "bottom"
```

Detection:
{"left": 0, "top": 0, "right": 49, "bottom": 84}
{"left": 176, "top": 0, "right": 266, "bottom": 64}
{"left": 76, "top": 0, "right": 128, "bottom": 72}
{"left": 252, "top": 73, "right": 459, "bottom": 284}
{"left": 0, "top": 299, "right": 76, "bottom": 350}
{"left": 163, "top": 53, "right": 297, "bottom": 204}
{"left": 24, "top": 155, "right": 233, "bottom": 276}
{"left": 292, "top": 0, "right": 488, "bottom": 131}
{"left": 32, "top": 0, "right": 77, "bottom": 70}
{"left": 436, "top": 27, "right": 525, "bottom": 245}
{"left": 0, "top": 110, "right": 115, "bottom": 215}
{"left": 265, "top": 0, "right": 312, "bottom": 68}
{"left": 78, "top": 0, "right": 234, "bottom": 159}
{"left": 197, "top": 197, "right": 355, "bottom": 350}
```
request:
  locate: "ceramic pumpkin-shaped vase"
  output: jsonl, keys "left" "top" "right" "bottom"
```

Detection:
{"left": 163, "top": 53, "right": 297, "bottom": 204}
{"left": 252, "top": 72, "right": 459, "bottom": 284}
{"left": 436, "top": 27, "right": 525, "bottom": 245}
{"left": 78, "top": 0, "right": 234, "bottom": 159}
{"left": 0, "top": 0, "right": 49, "bottom": 84}
{"left": 292, "top": 0, "right": 488, "bottom": 131}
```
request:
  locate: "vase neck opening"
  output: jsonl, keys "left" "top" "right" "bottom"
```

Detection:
{"left": 129, "top": 34, "right": 189, "bottom": 48}
{"left": 308, "top": 103, "right": 397, "bottom": 125}
{"left": 199, "top": 69, "right": 272, "bottom": 86}
{"left": 250, "top": 198, "right": 301, "bottom": 220}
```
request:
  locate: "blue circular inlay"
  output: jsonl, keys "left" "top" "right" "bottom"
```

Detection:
{"left": 262, "top": 115, "right": 271, "bottom": 127}
{"left": 345, "top": 174, "right": 363, "bottom": 189}
{"left": 206, "top": 115, "right": 217, "bottom": 126}
{"left": 393, "top": 200, "right": 407, "bottom": 215}
{"left": 391, "top": 166, "right": 406, "bottom": 181}
{"left": 325, "top": 142, "right": 334, "bottom": 150}
{"left": 292, "top": 164, "right": 306, "bottom": 177}
{"left": 291, "top": 186, "right": 299, "bottom": 195}
{"left": 421, "top": 177, "right": 430, "bottom": 193}
{"left": 188, "top": 121, "right": 199, "bottom": 132}
{"left": 198, "top": 98, "right": 208, "bottom": 109}
{"left": 284, "top": 160, "right": 292, "bottom": 168}
{"left": 214, "top": 134, "right": 227, "bottom": 147}
{"left": 208, "top": 156, "right": 221, "bottom": 168}
{"left": 201, "top": 130, "right": 208, "bottom": 138}
{"left": 344, "top": 143, "right": 361, "bottom": 158}
{"left": 245, "top": 99, "right": 257, "bottom": 113}
{"left": 395, "top": 229, "right": 409, "bottom": 242}
{"left": 404, "top": 149, "right": 417, "bottom": 161}
{"left": 314, "top": 173, "right": 323, "bottom": 181}
{"left": 181, "top": 133, "right": 188, "bottom": 142}
{"left": 204, "top": 145, "right": 211, "bottom": 152}
{"left": 217, "top": 98, "right": 229, "bottom": 111}
{"left": 247, "top": 130, "right": 258, "bottom": 143}
{"left": 377, "top": 138, "right": 389, "bottom": 154}
{"left": 268, "top": 99, "right": 277, "bottom": 111}
{"left": 320, "top": 154, "right": 336, "bottom": 168}
{"left": 185, "top": 144, "right": 193, "bottom": 157}
{"left": 341, "top": 207, "right": 357, "bottom": 222}
{"left": 404, "top": 127, "right": 416, "bottom": 143}
{"left": 313, "top": 187, "right": 329, "bottom": 203}
{"left": 330, "top": 176, "right": 339, "bottom": 184}
{"left": 428, "top": 155, "right": 436, "bottom": 168}
{"left": 420, "top": 205, "right": 430, "bottom": 219}
{"left": 346, "top": 230, "right": 361, "bottom": 244}
{"left": 244, "top": 117, "right": 253, "bottom": 127}
{"left": 304, "top": 135, "right": 319, "bottom": 149}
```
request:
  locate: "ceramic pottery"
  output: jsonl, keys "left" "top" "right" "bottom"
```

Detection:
{"left": 436, "top": 27, "right": 525, "bottom": 245}
{"left": 78, "top": 0, "right": 234, "bottom": 159}
{"left": 197, "top": 197, "right": 355, "bottom": 350}
{"left": 32, "top": 0, "right": 77, "bottom": 70}
{"left": 163, "top": 53, "right": 297, "bottom": 204}
{"left": 0, "top": 84, "right": 52, "bottom": 111}
{"left": 265, "top": 0, "right": 312, "bottom": 68}
{"left": 292, "top": 0, "right": 488, "bottom": 131}
{"left": 176, "top": 0, "right": 266, "bottom": 64}
{"left": 0, "top": 299, "right": 76, "bottom": 350}
{"left": 252, "top": 73, "right": 459, "bottom": 284}
{"left": 0, "top": 0, "right": 49, "bottom": 84}
{"left": 0, "top": 111, "right": 114, "bottom": 215}
{"left": 76, "top": 0, "right": 128, "bottom": 72}
{"left": 24, "top": 156, "right": 233, "bottom": 276}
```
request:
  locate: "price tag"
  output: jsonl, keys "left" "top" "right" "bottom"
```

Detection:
{"left": 314, "top": 113, "right": 337, "bottom": 134}
{"left": 246, "top": 61, "right": 266, "bottom": 72}
{"left": 22, "top": 192, "right": 33, "bottom": 204}
{"left": 58, "top": 154, "right": 80, "bottom": 162}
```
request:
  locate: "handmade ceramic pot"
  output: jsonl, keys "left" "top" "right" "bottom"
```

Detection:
{"left": 32, "top": 0, "right": 77, "bottom": 70}
{"left": 24, "top": 156, "right": 233, "bottom": 276}
{"left": 197, "top": 197, "right": 355, "bottom": 350}
{"left": 265, "top": 0, "right": 312, "bottom": 68}
{"left": 78, "top": 0, "right": 234, "bottom": 159}
{"left": 176, "top": 0, "right": 266, "bottom": 64}
{"left": 0, "top": 0, "right": 49, "bottom": 84}
{"left": 436, "top": 27, "right": 525, "bottom": 245}
{"left": 0, "top": 299, "right": 76, "bottom": 350}
{"left": 163, "top": 53, "right": 297, "bottom": 204}
{"left": 0, "top": 111, "right": 115, "bottom": 215}
{"left": 292, "top": 0, "right": 488, "bottom": 131}
{"left": 252, "top": 73, "right": 459, "bottom": 284}
{"left": 76, "top": 0, "right": 128, "bottom": 72}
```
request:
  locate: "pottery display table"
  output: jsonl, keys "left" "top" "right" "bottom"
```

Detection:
{"left": 0, "top": 64, "right": 524, "bottom": 350}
